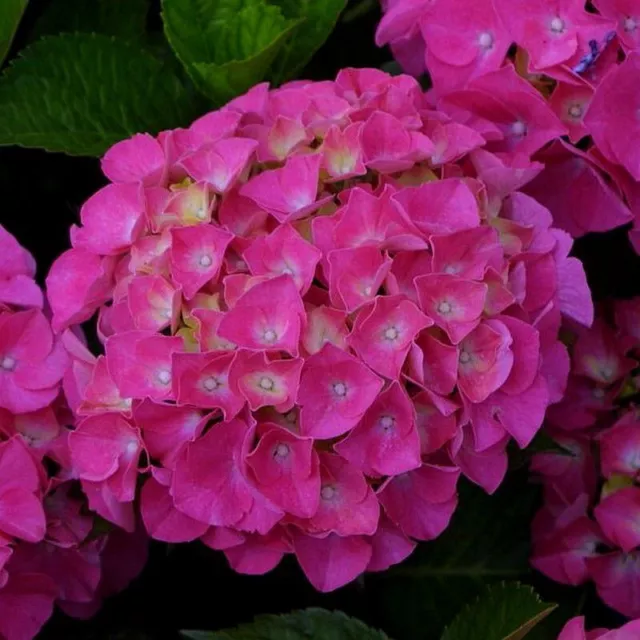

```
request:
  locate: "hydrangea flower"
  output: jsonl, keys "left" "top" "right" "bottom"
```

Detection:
{"left": 531, "top": 298, "right": 640, "bottom": 619}
{"left": 376, "top": 0, "right": 640, "bottom": 252}
{"left": 47, "top": 67, "right": 591, "bottom": 594}
{"left": 0, "top": 225, "right": 146, "bottom": 640}
{"left": 558, "top": 615, "right": 640, "bottom": 639}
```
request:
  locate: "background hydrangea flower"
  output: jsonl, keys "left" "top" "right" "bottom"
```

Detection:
{"left": 46, "top": 67, "right": 592, "bottom": 595}
{"left": 0, "top": 225, "right": 146, "bottom": 640}
{"left": 531, "top": 297, "right": 640, "bottom": 619}
{"left": 376, "top": 0, "right": 640, "bottom": 253}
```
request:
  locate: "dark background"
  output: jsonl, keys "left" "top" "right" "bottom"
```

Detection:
{"left": 1, "top": 1, "right": 639, "bottom": 637}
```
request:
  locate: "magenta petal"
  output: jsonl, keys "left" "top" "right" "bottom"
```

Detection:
{"left": 71, "top": 183, "right": 146, "bottom": 255}
{"left": 133, "top": 400, "right": 206, "bottom": 468}
{"left": 229, "top": 351, "right": 303, "bottom": 412}
{"left": 180, "top": 138, "right": 258, "bottom": 193}
{"left": 335, "top": 381, "right": 421, "bottom": 477}
{"left": 415, "top": 273, "right": 487, "bottom": 344}
{"left": 217, "top": 275, "right": 304, "bottom": 356}
{"left": 349, "top": 295, "right": 432, "bottom": 379}
{"left": 0, "top": 275, "right": 43, "bottom": 309}
{"left": 69, "top": 414, "right": 140, "bottom": 482}
{"left": 101, "top": 133, "right": 166, "bottom": 186}
{"left": 224, "top": 529, "right": 290, "bottom": 575}
{"left": 0, "top": 573, "right": 58, "bottom": 640}
{"left": 292, "top": 531, "right": 372, "bottom": 592}
{"left": 105, "top": 331, "right": 183, "bottom": 401}
{"left": 172, "top": 418, "right": 255, "bottom": 527}
{"left": 0, "top": 487, "right": 46, "bottom": 543}
{"left": 140, "top": 476, "right": 208, "bottom": 542}
{"left": 453, "top": 429, "right": 508, "bottom": 494}
{"left": 298, "top": 452, "right": 380, "bottom": 537}
{"left": 246, "top": 425, "right": 320, "bottom": 518}
{"left": 170, "top": 224, "right": 234, "bottom": 299}
{"left": 497, "top": 315, "right": 541, "bottom": 396}
{"left": 240, "top": 154, "right": 324, "bottom": 222}
{"left": 298, "top": 343, "right": 384, "bottom": 439}
{"left": 81, "top": 479, "right": 136, "bottom": 532}
{"left": 0, "top": 437, "right": 43, "bottom": 493}
{"left": 378, "top": 464, "right": 459, "bottom": 539}
{"left": 594, "top": 487, "right": 640, "bottom": 553}
{"left": 173, "top": 351, "right": 244, "bottom": 420}
{"left": 457, "top": 320, "right": 514, "bottom": 403}
{"left": 471, "top": 374, "right": 549, "bottom": 450}
{"left": 366, "top": 515, "right": 417, "bottom": 572}
{"left": 588, "top": 551, "right": 640, "bottom": 619}
{"left": 242, "top": 223, "right": 322, "bottom": 295}
{"left": 392, "top": 178, "right": 480, "bottom": 236}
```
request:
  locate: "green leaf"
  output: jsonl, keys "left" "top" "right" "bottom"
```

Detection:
{"left": 0, "top": 0, "right": 28, "bottom": 66}
{"left": 0, "top": 33, "right": 203, "bottom": 156}
{"left": 269, "top": 0, "right": 347, "bottom": 81}
{"left": 368, "top": 472, "right": 540, "bottom": 639}
{"left": 31, "top": 0, "right": 149, "bottom": 40}
{"left": 162, "top": 0, "right": 301, "bottom": 103}
{"left": 441, "top": 583, "right": 557, "bottom": 640}
{"left": 181, "top": 608, "right": 390, "bottom": 640}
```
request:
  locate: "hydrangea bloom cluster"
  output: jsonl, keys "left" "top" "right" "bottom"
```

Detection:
{"left": 0, "top": 225, "right": 147, "bottom": 640}
{"left": 531, "top": 298, "right": 640, "bottom": 619}
{"left": 376, "top": 0, "right": 640, "bottom": 251}
{"left": 46, "top": 67, "right": 592, "bottom": 593}
{"left": 558, "top": 616, "right": 640, "bottom": 639}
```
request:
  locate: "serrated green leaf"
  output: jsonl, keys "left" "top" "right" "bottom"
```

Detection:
{"left": 162, "top": 0, "right": 301, "bottom": 104}
{"left": 189, "top": 20, "right": 298, "bottom": 102}
{"left": 0, "top": 0, "right": 28, "bottom": 66}
{"left": 369, "top": 472, "right": 539, "bottom": 639}
{"left": 441, "top": 582, "right": 557, "bottom": 640}
{"left": 0, "top": 33, "right": 203, "bottom": 156}
{"left": 269, "top": 0, "right": 347, "bottom": 81}
{"left": 31, "top": 0, "right": 149, "bottom": 41}
{"left": 181, "top": 608, "right": 390, "bottom": 640}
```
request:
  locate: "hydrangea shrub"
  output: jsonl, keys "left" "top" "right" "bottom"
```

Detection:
{"left": 0, "top": 225, "right": 147, "bottom": 640}
{"left": 376, "top": 0, "right": 640, "bottom": 251}
{"left": 532, "top": 297, "right": 640, "bottom": 619}
{"left": 45, "top": 67, "right": 592, "bottom": 595}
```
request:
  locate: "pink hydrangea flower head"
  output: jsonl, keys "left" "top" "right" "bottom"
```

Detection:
{"left": 46, "top": 66, "right": 590, "bottom": 593}
{"left": 531, "top": 299, "right": 640, "bottom": 618}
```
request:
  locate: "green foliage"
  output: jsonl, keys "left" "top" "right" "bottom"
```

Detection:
{"left": 162, "top": 0, "right": 301, "bottom": 103}
{"left": 368, "top": 473, "right": 539, "bottom": 639}
{"left": 31, "top": 0, "right": 150, "bottom": 40}
{"left": 0, "top": 33, "right": 202, "bottom": 156}
{"left": 0, "top": 0, "right": 28, "bottom": 65}
{"left": 181, "top": 608, "right": 390, "bottom": 640}
{"left": 441, "top": 583, "right": 557, "bottom": 640}
{"left": 162, "top": 0, "right": 345, "bottom": 102}
{"left": 269, "top": 0, "right": 347, "bottom": 82}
